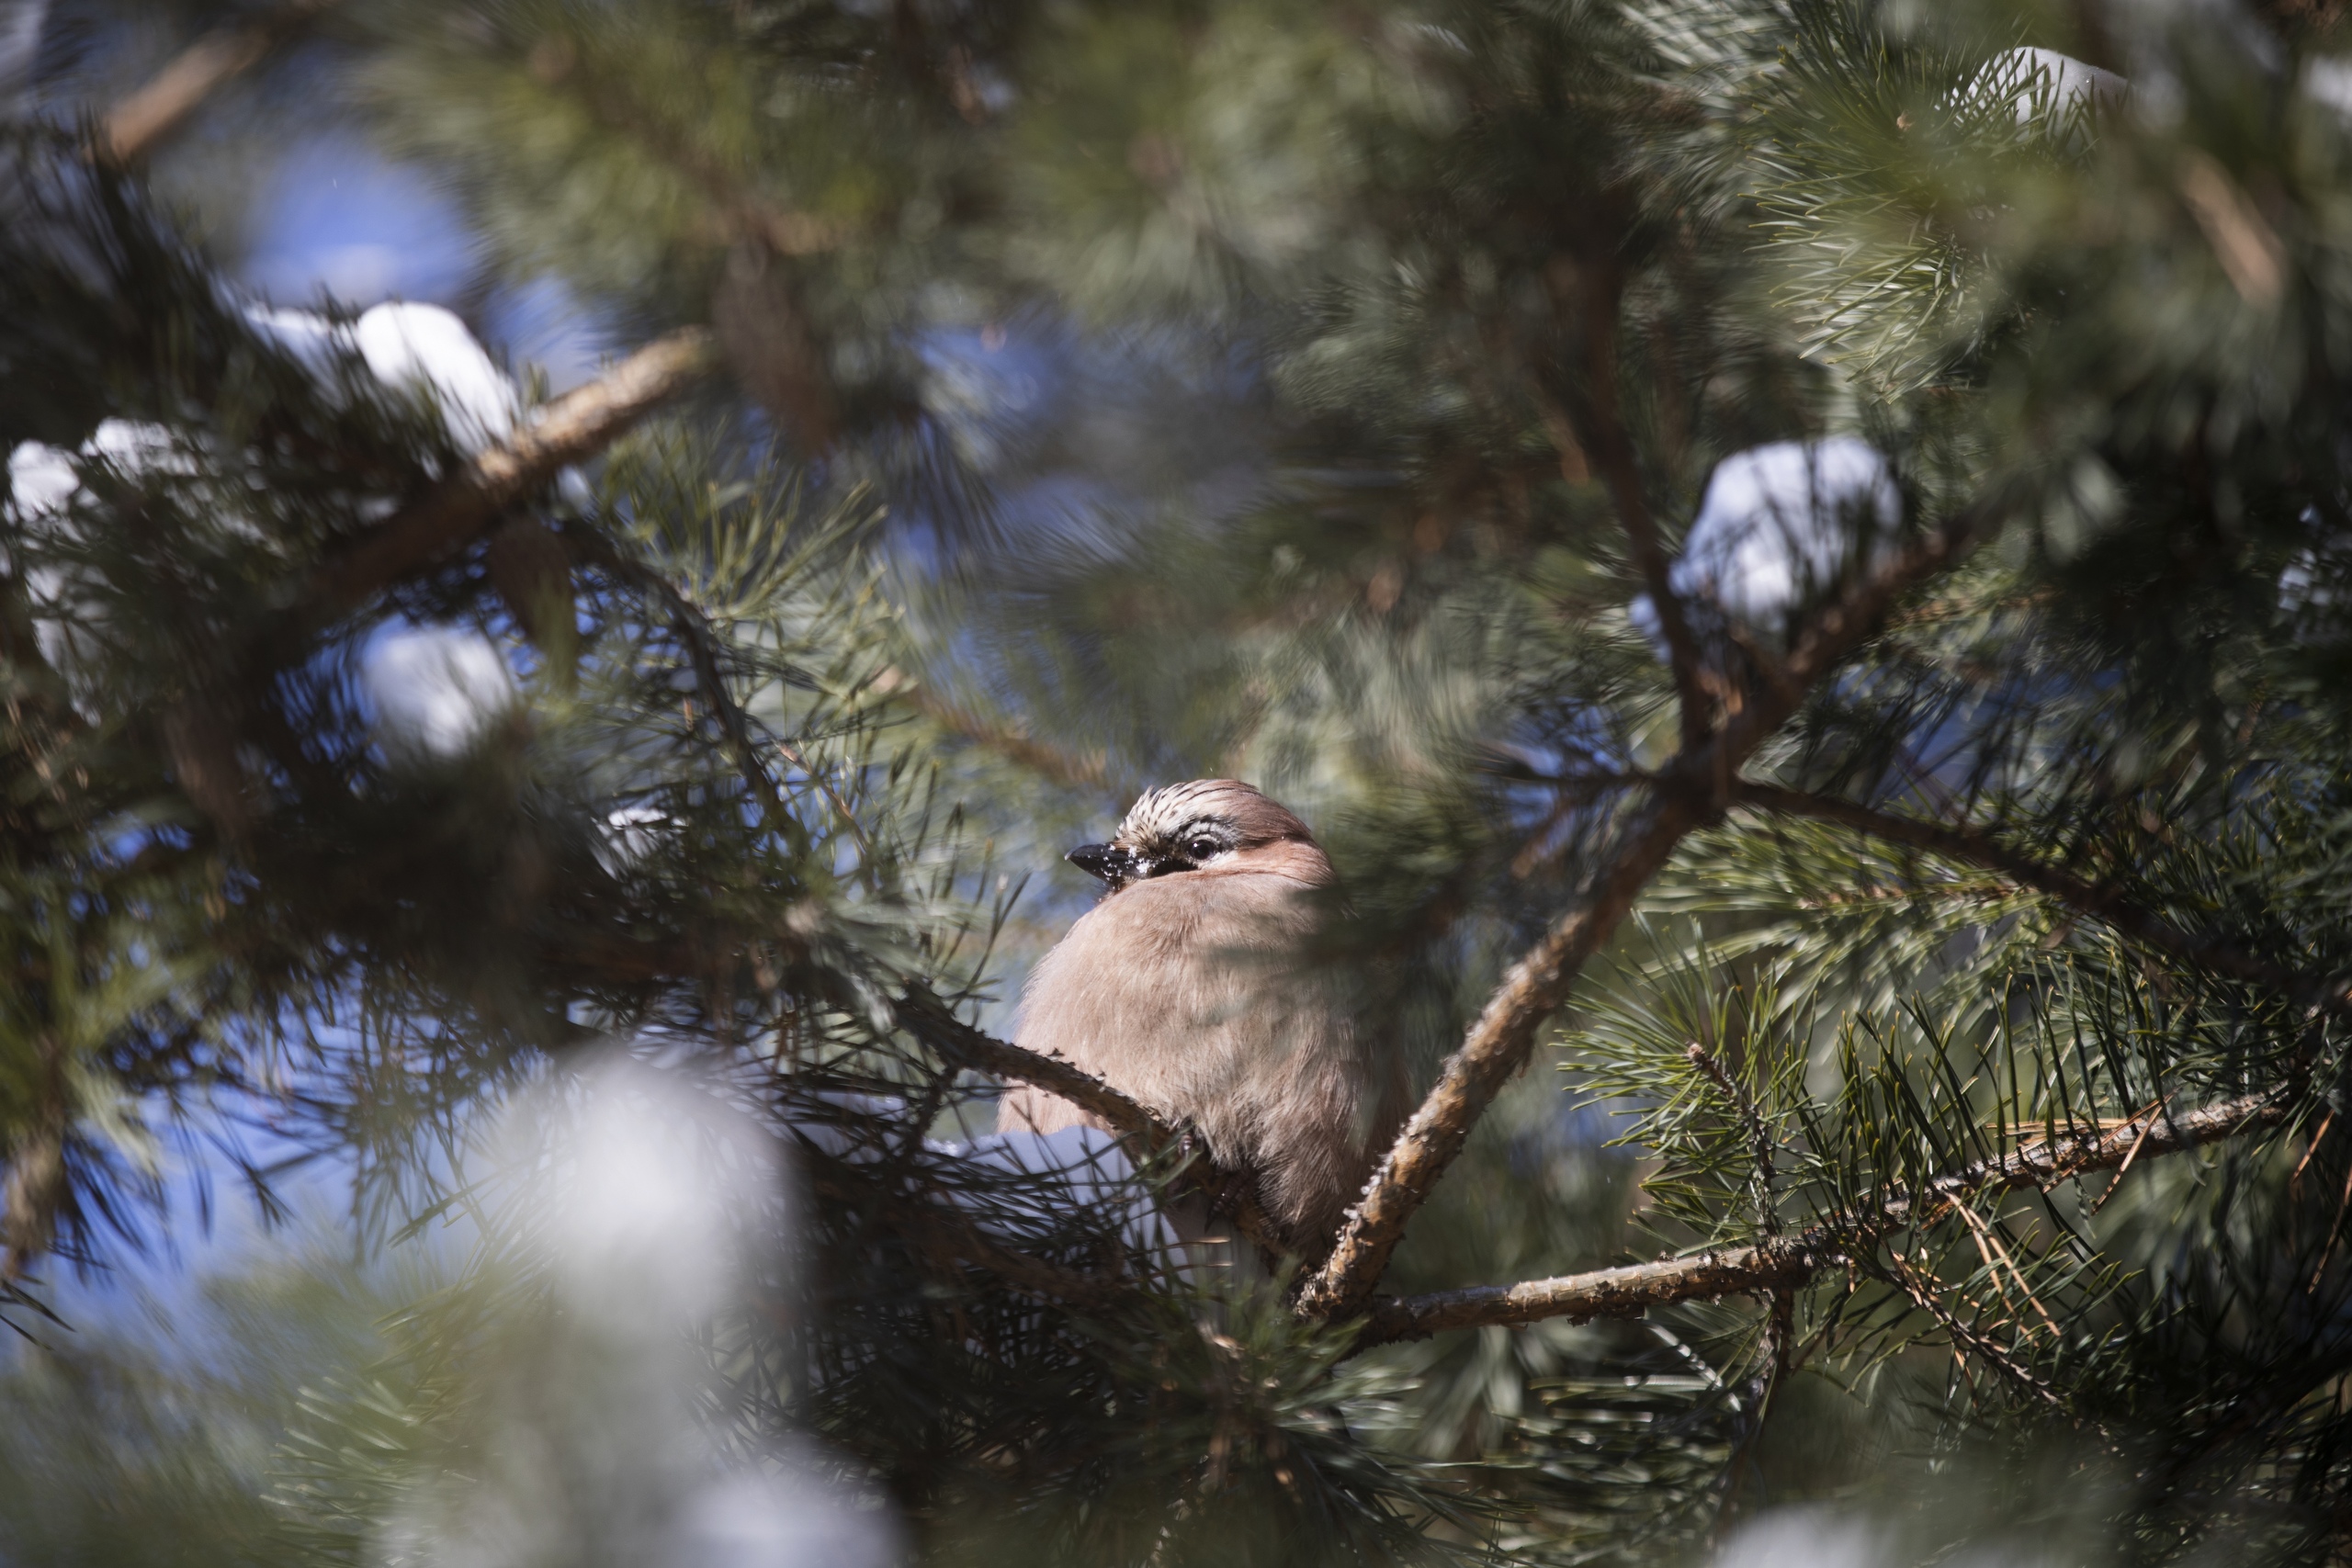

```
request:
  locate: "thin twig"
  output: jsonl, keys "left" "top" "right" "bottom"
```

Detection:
{"left": 1687, "top": 1040, "right": 1778, "bottom": 1236}
{"left": 2086, "top": 1098, "right": 2164, "bottom": 1217}
{"left": 1712, "top": 1284, "right": 1794, "bottom": 1540}
{"left": 1541, "top": 294, "right": 1711, "bottom": 750}
{"left": 879, "top": 670, "right": 1118, "bottom": 792}
{"left": 2291, "top": 1110, "right": 2335, "bottom": 1201}
{"left": 1357, "top": 1088, "right": 2284, "bottom": 1343}
{"left": 2310, "top": 1159, "right": 2352, "bottom": 1292}
{"left": 1951, "top": 1201, "right": 2061, "bottom": 1337}
{"left": 1880, "top": 1248, "right": 2066, "bottom": 1408}
{"left": 776, "top": 739, "right": 872, "bottom": 857}
{"left": 893, "top": 986, "right": 1287, "bottom": 1263}
{"left": 567, "top": 529, "right": 813, "bottom": 858}
{"left": 96, "top": 0, "right": 340, "bottom": 166}
{"left": 1548, "top": 254, "right": 1711, "bottom": 744}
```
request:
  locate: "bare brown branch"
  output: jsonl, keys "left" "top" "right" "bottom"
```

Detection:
{"left": 1295, "top": 796, "right": 1702, "bottom": 1319}
{"left": 1730, "top": 782, "right": 2351, "bottom": 1010}
{"left": 1298, "top": 506, "right": 1994, "bottom": 1322}
{"left": 97, "top": 0, "right": 339, "bottom": 166}
{"left": 1361, "top": 1089, "right": 2289, "bottom": 1344}
{"left": 304, "top": 327, "right": 718, "bottom": 622}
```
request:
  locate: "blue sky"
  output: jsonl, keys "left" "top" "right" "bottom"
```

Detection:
{"left": 237, "top": 130, "right": 613, "bottom": 393}
{"left": 239, "top": 133, "right": 475, "bottom": 308}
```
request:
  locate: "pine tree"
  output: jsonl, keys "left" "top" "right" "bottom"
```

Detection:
{"left": 9, "top": 0, "right": 2352, "bottom": 1562}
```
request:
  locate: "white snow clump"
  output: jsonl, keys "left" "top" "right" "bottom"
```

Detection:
{"left": 5, "top": 418, "right": 187, "bottom": 526}
{"left": 246, "top": 299, "right": 519, "bottom": 454}
{"left": 377, "top": 1052, "right": 899, "bottom": 1568}
{"left": 5, "top": 437, "right": 79, "bottom": 520}
{"left": 350, "top": 301, "right": 519, "bottom": 453}
{"left": 5, "top": 302, "right": 518, "bottom": 536}
{"left": 363, "top": 624, "right": 516, "bottom": 758}
{"left": 4, "top": 421, "right": 200, "bottom": 677}
{"left": 1711, "top": 1506, "right": 1887, "bottom": 1568}
{"left": 1633, "top": 437, "right": 1903, "bottom": 649}
{"left": 2, "top": 305, "right": 529, "bottom": 748}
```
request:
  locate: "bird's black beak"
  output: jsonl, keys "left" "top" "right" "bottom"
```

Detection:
{"left": 1067, "top": 842, "right": 1138, "bottom": 886}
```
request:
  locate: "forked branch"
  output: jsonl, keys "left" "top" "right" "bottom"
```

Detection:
{"left": 1360, "top": 1088, "right": 2289, "bottom": 1344}
{"left": 1295, "top": 796, "right": 1702, "bottom": 1319}
{"left": 1297, "top": 508, "right": 1995, "bottom": 1322}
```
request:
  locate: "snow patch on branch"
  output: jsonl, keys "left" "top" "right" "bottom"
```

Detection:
{"left": 5, "top": 308, "right": 534, "bottom": 734}
{"left": 1634, "top": 438, "right": 1903, "bottom": 649}
{"left": 6, "top": 303, "right": 519, "bottom": 536}
{"left": 351, "top": 302, "right": 519, "bottom": 453}
{"left": 5, "top": 437, "right": 76, "bottom": 519}
{"left": 245, "top": 299, "right": 519, "bottom": 455}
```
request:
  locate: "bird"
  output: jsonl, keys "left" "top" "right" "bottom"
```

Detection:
{"left": 1000, "top": 780, "right": 1405, "bottom": 1275}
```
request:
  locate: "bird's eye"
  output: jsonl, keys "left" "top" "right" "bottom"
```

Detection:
{"left": 1183, "top": 836, "right": 1220, "bottom": 861}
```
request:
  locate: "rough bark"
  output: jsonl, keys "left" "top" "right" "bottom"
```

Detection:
{"left": 1295, "top": 797, "right": 1700, "bottom": 1318}
{"left": 1360, "top": 1089, "right": 2290, "bottom": 1343}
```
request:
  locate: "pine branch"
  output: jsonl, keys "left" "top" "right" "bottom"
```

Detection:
{"left": 1359, "top": 1088, "right": 2290, "bottom": 1344}
{"left": 877, "top": 671, "right": 1118, "bottom": 792}
{"left": 1545, "top": 263, "right": 1711, "bottom": 750}
{"left": 1686, "top": 1041, "right": 1779, "bottom": 1237}
{"left": 1729, "top": 782, "right": 2350, "bottom": 1009}
{"left": 570, "top": 66, "right": 846, "bottom": 259}
{"left": 303, "top": 327, "right": 718, "bottom": 623}
{"left": 797, "top": 1155, "right": 1134, "bottom": 1309}
{"left": 557, "top": 61, "right": 843, "bottom": 443}
{"left": 1297, "top": 506, "right": 1996, "bottom": 1321}
{"left": 96, "top": 0, "right": 340, "bottom": 166}
{"left": 1296, "top": 796, "right": 1702, "bottom": 1319}
{"left": 565, "top": 528, "right": 813, "bottom": 859}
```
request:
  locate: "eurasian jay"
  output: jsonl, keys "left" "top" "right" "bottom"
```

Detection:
{"left": 1001, "top": 780, "right": 1404, "bottom": 1273}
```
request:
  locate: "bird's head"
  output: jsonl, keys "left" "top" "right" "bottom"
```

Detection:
{"left": 1067, "top": 779, "right": 1322, "bottom": 892}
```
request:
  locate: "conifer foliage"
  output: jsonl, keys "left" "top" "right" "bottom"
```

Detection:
{"left": 9, "top": 0, "right": 2352, "bottom": 1562}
